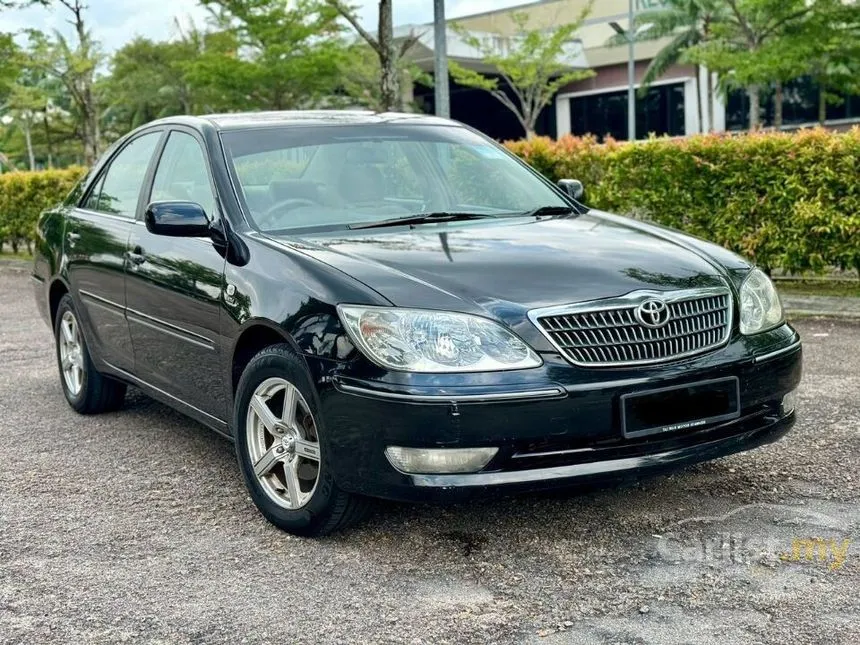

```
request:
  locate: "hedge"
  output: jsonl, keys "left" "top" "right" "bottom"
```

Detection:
{"left": 506, "top": 127, "right": 860, "bottom": 276}
{"left": 1, "top": 128, "right": 857, "bottom": 276}
{"left": 0, "top": 167, "right": 86, "bottom": 254}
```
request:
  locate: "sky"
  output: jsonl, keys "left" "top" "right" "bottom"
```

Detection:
{"left": 1, "top": 0, "right": 531, "bottom": 52}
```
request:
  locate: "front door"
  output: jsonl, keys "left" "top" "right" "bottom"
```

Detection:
{"left": 66, "top": 130, "right": 163, "bottom": 372}
{"left": 124, "top": 129, "right": 227, "bottom": 420}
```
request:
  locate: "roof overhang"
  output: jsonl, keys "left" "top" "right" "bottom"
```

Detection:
{"left": 395, "top": 24, "right": 591, "bottom": 74}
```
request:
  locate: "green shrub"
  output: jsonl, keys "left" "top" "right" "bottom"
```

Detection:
{"left": 507, "top": 127, "right": 860, "bottom": 276}
{"left": 0, "top": 167, "right": 87, "bottom": 254}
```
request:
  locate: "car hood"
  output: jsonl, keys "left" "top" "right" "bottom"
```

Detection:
{"left": 274, "top": 212, "right": 734, "bottom": 347}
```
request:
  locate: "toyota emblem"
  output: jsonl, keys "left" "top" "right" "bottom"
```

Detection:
{"left": 635, "top": 298, "right": 670, "bottom": 328}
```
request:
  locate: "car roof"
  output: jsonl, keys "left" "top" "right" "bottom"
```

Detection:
{"left": 148, "top": 110, "right": 459, "bottom": 132}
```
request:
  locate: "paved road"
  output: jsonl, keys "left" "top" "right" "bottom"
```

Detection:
{"left": 1, "top": 266, "right": 858, "bottom": 645}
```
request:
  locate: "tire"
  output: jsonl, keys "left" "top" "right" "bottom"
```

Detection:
{"left": 234, "top": 344, "right": 371, "bottom": 537}
{"left": 54, "top": 294, "right": 127, "bottom": 414}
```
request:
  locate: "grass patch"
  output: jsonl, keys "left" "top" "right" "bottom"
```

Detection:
{"left": 775, "top": 280, "right": 860, "bottom": 298}
{"left": 0, "top": 251, "right": 33, "bottom": 261}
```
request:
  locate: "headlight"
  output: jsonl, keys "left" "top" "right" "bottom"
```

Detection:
{"left": 337, "top": 305, "right": 542, "bottom": 372}
{"left": 739, "top": 268, "right": 783, "bottom": 335}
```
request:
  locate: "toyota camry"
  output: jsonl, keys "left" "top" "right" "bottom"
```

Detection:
{"left": 32, "top": 111, "right": 802, "bottom": 536}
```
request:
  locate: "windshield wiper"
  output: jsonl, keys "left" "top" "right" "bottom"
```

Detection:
{"left": 520, "top": 205, "right": 578, "bottom": 218}
{"left": 348, "top": 206, "right": 576, "bottom": 230}
{"left": 348, "top": 212, "right": 497, "bottom": 230}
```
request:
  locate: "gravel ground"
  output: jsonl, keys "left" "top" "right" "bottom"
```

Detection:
{"left": 1, "top": 266, "right": 858, "bottom": 645}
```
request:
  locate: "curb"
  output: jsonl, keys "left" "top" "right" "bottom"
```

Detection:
{"left": 786, "top": 310, "right": 860, "bottom": 320}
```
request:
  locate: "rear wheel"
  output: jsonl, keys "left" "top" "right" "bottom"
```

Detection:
{"left": 54, "top": 294, "right": 126, "bottom": 414}
{"left": 234, "top": 344, "right": 371, "bottom": 536}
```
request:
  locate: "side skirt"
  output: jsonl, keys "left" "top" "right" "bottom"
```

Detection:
{"left": 101, "top": 360, "right": 233, "bottom": 441}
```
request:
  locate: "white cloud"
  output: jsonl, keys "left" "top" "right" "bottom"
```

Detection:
{"left": 4, "top": 0, "right": 528, "bottom": 51}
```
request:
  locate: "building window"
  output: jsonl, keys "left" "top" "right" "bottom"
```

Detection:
{"left": 569, "top": 82, "right": 685, "bottom": 140}
{"left": 727, "top": 77, "right": 860, "bottom": 130}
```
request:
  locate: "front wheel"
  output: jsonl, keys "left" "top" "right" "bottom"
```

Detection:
{"left": 233, "top": 344, "right": 371, "bottom": 536}
{"left": 54, "top": 294, "right": 126, "bottom": 414}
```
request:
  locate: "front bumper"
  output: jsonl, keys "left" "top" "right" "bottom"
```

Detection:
{"left": 317, "top": 326, "right": 802, "bottom": 502}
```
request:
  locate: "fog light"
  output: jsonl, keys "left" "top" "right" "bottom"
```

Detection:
{"left": 781, "top": 390, "right": 798, "bottom": 415}
{"left": 385, "top": 446, "right": 498, "bottom": 474}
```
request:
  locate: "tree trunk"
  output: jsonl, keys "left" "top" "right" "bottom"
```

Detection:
{"left": 379, "top": 52, "right": 399, "bottom": 112}
{"left": 68, "top": 0, "right": 100, "bottom": 165}
{"left": 818, "top": 86, "right": 827, "bottom": 124}
{"left": 694, "top": 65, "right": 703, "bottom": 134}
{"left": 748, "top": 85, "right": 760, "bottom": 131}
{"left": 706, "top": 70, "right": 714, "bottom": 132}
{"left": 77, "top": 118, "right": 89, "bottom": 166}
{"left": 377, "top": 0, "right": 400, "bottom": 111}
{"left": 23, "top": 120, "right": 35, "bottom": 171}
{"left": 520, "top": 104, "right": 537, "bottom": 139}
{"left": 43, "top": 113, "right": 54, "bottom": 168}
{"left": 774, "top": 81, "right": 783, "bottom": 129}
{"left": 79, "top": 99, "right": 99, "bottom": 167}
{"left": 92, "top": 96, "right": 100, "bottom": 158}
{"left": 84, "top": 92, "right": 100, "bottom": 165}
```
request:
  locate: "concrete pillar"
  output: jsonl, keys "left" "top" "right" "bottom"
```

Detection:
{"left": 555, "top": 96, "right": 572, "bottom": 138}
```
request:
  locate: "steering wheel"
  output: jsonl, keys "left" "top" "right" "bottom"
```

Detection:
{"left": 258, "top": 197, "right": 319, "bottom": 228}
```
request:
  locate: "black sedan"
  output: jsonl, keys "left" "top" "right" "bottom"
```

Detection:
{"left": 32, "top": 111, "right": 802, "bottom": 536}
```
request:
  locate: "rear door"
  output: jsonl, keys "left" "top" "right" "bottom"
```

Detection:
{"left": 124, "top": 128, "right": 227, "bottom": 420}
{"left": 65, "top": 130, "right": 163, "bottom": 372}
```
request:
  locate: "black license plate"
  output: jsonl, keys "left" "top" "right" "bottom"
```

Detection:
{"left": 621, "top": 377, "right": 741, "bottom": 439}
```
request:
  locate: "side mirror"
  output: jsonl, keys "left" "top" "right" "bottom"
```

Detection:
{"left": 145, "top": 201, "right": 211, "bottom": 237}
{"left": 558, "top": 179, "right": 584, "bottom": 200}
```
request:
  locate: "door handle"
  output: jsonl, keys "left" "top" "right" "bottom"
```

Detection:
{"left": 67, "top": 232, "right": 80, "bottom": 248}
{"left": 126, "top": 247, "right": 146, "bottom": 266}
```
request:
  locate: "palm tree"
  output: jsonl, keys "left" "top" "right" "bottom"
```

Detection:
{"left": 607, "top": 0, "right": 728, "bottom": 133}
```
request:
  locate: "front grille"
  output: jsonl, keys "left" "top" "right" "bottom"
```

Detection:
{"left": 531, "top": 288, "right": 732, "bottom": 367}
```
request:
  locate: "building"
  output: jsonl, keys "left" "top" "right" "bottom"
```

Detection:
{"left": 403, "top": 0, "right": 860, "bottom": 141}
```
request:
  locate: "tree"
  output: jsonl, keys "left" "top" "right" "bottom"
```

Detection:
{"left": 608, "top": 0, "right": 730, "bottom": 133}
{"left": 0, "top": 33, "right": 20, "bottom": 97}
{"left": 101, "top": 31, "right": 201, "bottom": 134}
{"left": 781, "top": 0, "right": 860, "bottom": 124}
{"left": 448, "top": 8, "right": 595, "bottom": 139}
{"left": 195, "top": 0, "right": 347, "bottom": 111}
{"left": 686, "top": 0, "right": 817, "bottom": 130}
{"left": 3, "top": 84, "right": 48, "bottom": 169}
{"left": 0, "top": 0, "right": 48, "bottom": 7}
{"left": 0, "top": 36, "right": 77, "bottom": 169}
{"left": 24, "top": 0, "right": 102, "bottom": 164}
{"left": 327, "top": 0, "right": 423, "bottom": 112}
{"left": 337, "top": 41, "right": 432, "bottom": 111}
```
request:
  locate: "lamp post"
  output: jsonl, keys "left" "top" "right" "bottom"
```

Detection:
{"left": 610, "top": 0, "right": 638, "bottom": 141}
{"left": 433, "top": 0, "right": 450, "bottom": 119}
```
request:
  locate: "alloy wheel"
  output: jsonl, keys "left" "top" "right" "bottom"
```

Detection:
{"left": 58, "top": 310, "right": 84, "bottom": 396}
{"left": 245, "top": 377, "right": 321, "bottom": 510}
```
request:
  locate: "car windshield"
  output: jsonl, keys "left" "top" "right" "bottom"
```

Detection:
{"left": 220, "top": 124, "right": 570, "bottom": 233}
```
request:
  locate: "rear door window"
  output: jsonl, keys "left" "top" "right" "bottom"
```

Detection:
{"left": 85, "top": 132, "right": 162, "bottom": 218}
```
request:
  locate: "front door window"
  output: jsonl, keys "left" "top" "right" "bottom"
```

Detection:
{"left": 150, "top": 132, "right": 217, "bottom": 219}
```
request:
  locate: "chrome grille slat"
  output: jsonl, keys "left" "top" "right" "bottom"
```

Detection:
{"left": 533, "top": 289, "right": 732, "bottom": 367}
{"left": 553, "top": 321, "right": 725, "bottom": 348}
